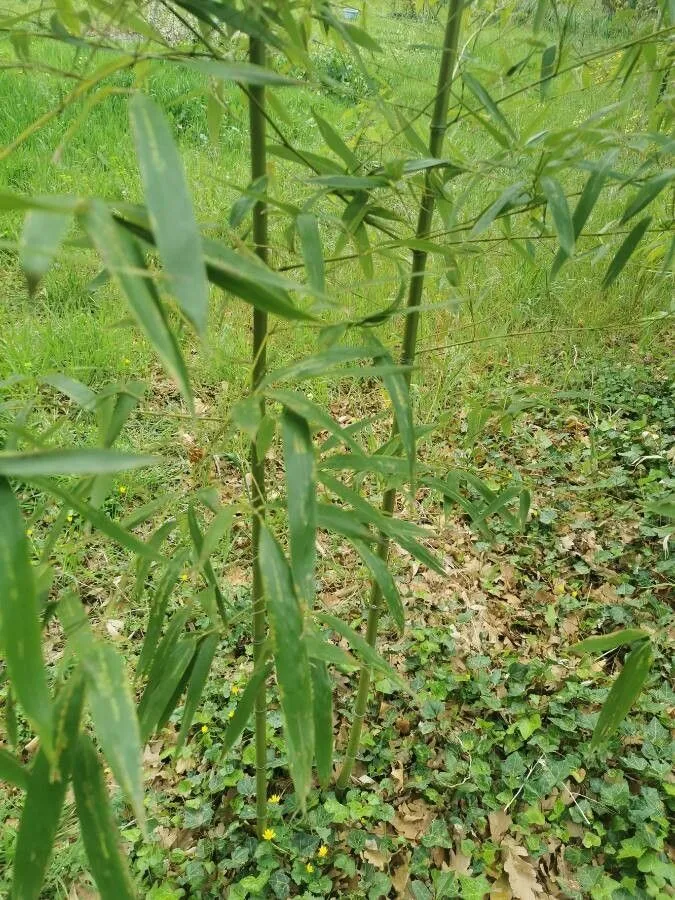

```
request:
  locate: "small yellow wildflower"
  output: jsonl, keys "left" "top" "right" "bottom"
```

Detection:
{"left": 122, "top": 358, "right": 131, "bottom": 366}
{"left": 180, "top": 572, "right": 189, "bottom": 582}
{"left": 27, "top": 528, "right": 34, "bottom": 537}
{"left": 262, "top": 828, "right": 276, "bottom": 841}
{"left": 268, "top": 794, "right": 280, "bottom": 805}
{"left": 553, "top": 582, "right": 565, "bottom": 596}
{"left": 66, "top": 514, "right": 73, "bottom": 523}
{"left": 201, "top": 725, "right": 208, "bottom": 734}
{"left": 317, "top": 845, "right": 328, "bottom": 858}
{"left": 227, "top": 710, "right": 235, "bottom": 719}
{"left": 306, "top": 863, "right": 314, "bottom": 874}
{"left": 231, "top": 685, "right": 240, "bottom": 695}
{"left": 118, "top": 485, "right": 127, "bottom": 495}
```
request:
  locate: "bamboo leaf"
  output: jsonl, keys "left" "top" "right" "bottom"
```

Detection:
{"left": 59, "top": 595, "right": 145, "bottom": 830}
{"left": 315, "top": 613, "right": 407, "bottom": 689}
{"left": 620, "top": 169, "right": 674, "bottom": 223}
{"left": 187, "top": 505, "right": 227, "bottom": 622}
{"left": 186, "top": 58, "right": 299, "bottom": 86}
{"left": 0, "top": 478, "right": 54, "bottom": 761}
{"left": 571, "top": 629, "right": 650, "bottom": 655}
{"left": 351, "top": 539, "right": 404, "bottom": 633}
{"left": 541, "top": 176, "right": 575, "bottom": 257}
{"left": 12, "top": 675, "right": 84, "bottom": 900}
{"left": 130, "top": 94, "right": 209, "bottom": 337}
{"left": 0, "top": 448, "right": 157, "bottom": 477}
{"left": 310, "top": 659, "right": 333, "bottom": 789}
{"left": 40, "top": 374, "right": 97, "bottom": 411}
{"left": 20, "top": 209, "right": 72, "bottom": 294}
{"left": 471, "top": 182, "right": 527, "bottom": 237}
{"left": 551, "top": 160, "right": 612, "bottom": 277}
{"left": 296, "top": 213, "right": 326, "bottom": 294}
{"left": 308, "top": 174, "right": 390, "bottom": 191}
{"left": 591, "top": 640, "right": 653, "bottom": 748}
{"left": 281, "top": 409, "right": 316, "bottom": 608}
{"left": 369, "top": 336, "right": 415, "bottom": 485}
{"left": 259, "top": 527, "right": 314, "bottom": 807}
{"left": 602, "top": 216, "right": 652, "bottom": 289}
{"left": 72, "top": 736, "right": 137, "bottom": 899}
{"left": 0, "top": 746, "right": 29, "bottom": 791}
{"left": 266, "top": 389, "right": 363, "bottom": 453}
{"left": 306, "top": 631, "right": 358, "bottom": 669}
{"left": 316, "top": 503, "right": 374, "bottom": 542}
{"left": 539, "top": 45, "right": 557, "bottom": 98}
{"left": 138, "top": 638, "right": 197, "bottom": 742}
{"left": 176, "top": 633, "right": 220, "bottom": 749}
{"left": 222, "top": 652, "right": 273, "bottom": 753}
{"left": 81, "top": 200, "right": 194, "bottom": 411}
{"left": 321, "top": 452, "right": 408, "bottom": 477}
{"left": 313, "top": 111, "right": 360, "bottom": 170}
{"left": 463, "top": 71, "right": 515, "bottom": 139}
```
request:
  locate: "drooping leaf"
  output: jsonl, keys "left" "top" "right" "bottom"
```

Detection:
{"left": 369, "top": 336, "right": 415, "bottom": 486}
{"left": 310, "top": 659, "right": 333, "bottom": 789}
{"left": 351, "top": 539, "right": 404, "bottom": 633}
{"left": 315, "top": 612, "right": 407, "bottom": 689}
{"left": 20, "top": 208, "right": 72, "bottom": 294}
{"left": 551, "top": 159, "right": 613, "bottom": 277}
{"left": 130, "top": 93, "right": 209, "bottom": 337}
{"left": 602, "top": 216, "right": 652, "bottom": 289}
{"left": 620, "top": 169, "right": 674, "bottom": 223}
{"left": 541, "top": 176, "right": 575, "bottom": 257}
{"left": 58, "top": 595, "right": 145, "bottom": 831}
{"left": 0, "top": 448, "right": 157, "bottom": 477}
{"left": 186, "top": 58, "right": 299, "bottom": 86}
{"left": 539, "top": 45, "right": 557, "bottom": 98}
{"left": 471, "top": 182, "right": 528, "bottom": 237}
{"left": 176, "top": 633, "right": 220, "bottom": 749}
{"left": 266, "top": 389, "right": 363, "bottom": 453}
{"left": 591, "top": 640, "right": 653, "bottom": 748}
{"left": 222, "top": 651, "right": 273, "bottom": 753}
{"left": 12, "top": 675, "right": 84, "bottom": 900}
{"left": 313, "top": 111, "right": 360, "bottom": 170}
{"left": 281, "top": 409, "right": 316, "bottom": 608}
{"left": 0, "top": 478, "right": 53, "bottom": 761}
{"left": 572, "top": 629, "right": 650, "bottom": 655}
{"left": 40, "top": 373, "right": 97, "bottom": 410}
{"left": 259, "top": 527, "right": 314, "bottom": 807}
{"left": 187, "top": 505, "right": 227, "bottom": 623}
{"left": 296, "top": 213, "right": 326, "bottom": 294}
{"left": 81, "top": 200, "right": 194, "bottom": 411}
{"left": 72, "top": 735, "right": 137, "bottom": 899}
{"left": 463, "top": 72, "right": 516, "bottom": 139}
{"left": 138, "top": 638, "right": 197, "bottom": 742}
{"left": 316, "top": 503, "right": 374, "bottom": 542}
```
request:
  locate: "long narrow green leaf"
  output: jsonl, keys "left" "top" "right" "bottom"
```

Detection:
{"left": 281, "top": 409, "right": 316, "bottom": 608}
{"left": 0, "top": 746, "right": 29, "bottom": 791}
{"left": 305, "top": 631, "right": 358, "bottom": 669}
{"left": 130, "top": 94, "right": 209, "bottom": 337}
{"left": 296, "top": 213, "right": 326, "bottom": 294}
{"left": 30, "top": 476, "right": 163, "bottom": 561}
{"left": 602, "top": 216, "right": 652, "bottom": 289}
{"left": 20, "top": 209, "right": 72, "bottom": 294}
{"left": 222, "top": 652, "right": 273, "bottom": 753}
{"left": 463, "top": 72, "right": 516, "bottom": 139}
{"left": 572, "top": 629, "right": 650, "bottom": 655}
{"left": 186, "top": 58, "right": 299, "bottom": 86}
{"left": 313, "top": 111, "right": 360, "bottom": 170}
{"left": 470, "top": 182, "right": 527, "bottom": 237}
{"left": 369, "top": 337, "right": 415, "bottom": 486}
{"left": 138, "top": 638, "right": 197, "bottom": 742}
{"left": 40, "top": 374, "right": 97, "bottom": 410}
{"left": 310, "top": 659, "right": 333, "bottom": 789}
{"left": 81, "top": 200, "right": 194, "bottom": 411}
{"left": 176, "top": 633, "right": 220, "bottom": 749}
{"left": 591, "top": 640, "right": 653, "bottom": 748}
{"left": 187, "top": 505, "right": 227, "bottom": 622}
{"left": 58, "top": 595, "right": 145, "bottom": 831}
{"left": 351, "top": 539, "right": 404, "bottom": 633}
{"left": 551, "top": 160, "right": 612, "bottom": 277}
{"left": 316, "top": 503, "right": 374, "bottom": 542}
{"left": 541, "top": 176, "right": 575, "bottom": 257}
{"left": 260, "top": 527, "right": 314, "bottom": 807}
{"left": 620, "top": 169, "right": 674, "bottom": 223}
{"left": 0, "top": 448, "right": 157, "bottom": 477}
{"left": 0, "top": 478, "right": 53, "bottom": 761}
{"left": 315, "top": 613, "right": 407, "bottom": 689}
{"left": 12, "top": 675, "right": 84, "bottom": 900}
{"left": 267, "top": 389, "right": 363, "bottom": 453}
{"left": 72, "top": 736, "right": 137, "bottom": 899}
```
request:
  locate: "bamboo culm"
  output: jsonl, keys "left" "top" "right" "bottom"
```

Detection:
{"left": 336, "top": 0, "right": 465, "bottom": 791}
{"left": 248, "top": 34, "right": 269, "bottom": 836}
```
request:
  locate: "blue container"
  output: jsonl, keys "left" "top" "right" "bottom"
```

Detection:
{"left": 342, "top": 6, "right": 360, "bottom": 20}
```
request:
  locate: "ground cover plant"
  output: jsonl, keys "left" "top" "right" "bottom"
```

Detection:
{"left": 0, "top": 0, "right": 673, "bottom": 897}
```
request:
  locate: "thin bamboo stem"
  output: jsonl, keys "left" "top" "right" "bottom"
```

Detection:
{"left": 248, "top": 33, "right": 269, "bottom": 838}
{"left": 336, "top": 0, "right": 464, "bottom": 792}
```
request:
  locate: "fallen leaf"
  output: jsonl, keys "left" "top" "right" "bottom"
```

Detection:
{"left": 502, "top": 838, "right": 544, "bottom": 900}
{"left": 363, "top": 840, "right": 389, "bottom": 870}
{"left": 489, "top": 808, "right": 512, "bottom": 843}
{"left": 447, "top": 847, "right": 472, "bottom": 875}
{"left": 490, "top": 876, "right": 513, "bottom": 900}
{"left": 391, "top": 851, "right": 410, "bottom": 896}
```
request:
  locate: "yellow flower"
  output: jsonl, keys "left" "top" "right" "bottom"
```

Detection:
{"left": 262, "top": 828, "right": 276, "bottom": 841}
{"left": 306, "top": 863, "right": 314, "bottom": 874}
{"left": 201, "top": 725, "right": 208, "bottom": 734}
{"left": 268, "top": 794, "right": 280, "bottom": 804}
{"left": 118, "top": 485, "right": 127, "bottom": 495}
{"left": 66, "top": 514, "right": 73, "bottom": 523}
{"left": 553, "top": 582, "right": 565, "bottom": 595}
{"left": 227, "top": 710, "right": 235, "bottom": 719}
{"left": 317, "top": 845, "right": 328, "bottom": 858}
{"left": 122, "top": 358, "right": 131, "bottom": 366}
{"left": 27, "top": 528, "right": 34, "bottom": 537}
{"left": 231, "top": 685, "right": 240, "bottom": 695}
{"left": 180, "top": 572, "right": 189, "bottom": 582}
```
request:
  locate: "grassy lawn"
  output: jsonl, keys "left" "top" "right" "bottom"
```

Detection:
{"left": 0, "top": 1, "right": 673, "bottom": 897}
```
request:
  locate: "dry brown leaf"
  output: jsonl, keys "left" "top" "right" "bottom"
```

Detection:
{"left": 447, "top": 848, "right": 472, "bottom": 875}
{"left": 490, "top": 876, "right": 514, "bottom": 900}
{"left": 392, "top": 799, "right": 433, "bottom": 840}
{"left": 391, "top": 761, "right": 405, "bottom": 793}
{"left": 105, "top": 618, "right": 124, "bottom": 639}
{"left": 489, "top": 808, "right": 513, "bottom": 843}
{"left": 391, "top": 851, "right": 411, "bottom": 897}
{"left": 363, "top": 841, "right": 389, "bottom": 870}
{"left": 502, "top": 838, "right": 544, "bottom": 900}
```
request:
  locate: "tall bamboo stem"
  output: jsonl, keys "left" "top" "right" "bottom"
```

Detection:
{"left": 337, "top": 0, "right": 464, "bottom": 791}
{"left": 248, "top": 34, "right": 269, "bottom": 837}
